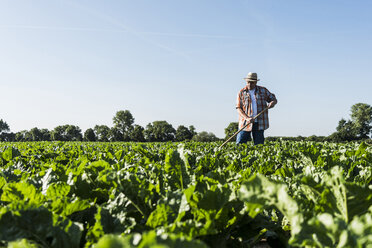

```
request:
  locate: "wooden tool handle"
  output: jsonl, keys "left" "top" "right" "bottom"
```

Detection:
{"left": 218, "top": 106, "right": 270, "bottom": 150}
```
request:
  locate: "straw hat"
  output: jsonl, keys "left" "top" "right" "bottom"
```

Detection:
{"left": 244, "top": 72, "right": 260, "bottom": 81}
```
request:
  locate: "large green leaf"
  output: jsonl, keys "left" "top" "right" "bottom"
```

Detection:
{"left": 164, "top": 149, "right": 190, "bottom": 191}
{"left": 7, "top": 239, "right": 39, "bottom": 248}
{"left": 2, "top": 147, "right": 21, "bottom": 161}
{"left": 95, "top": 231, "right": 209, "bottom": 248}
{"left": 0, "top": 205, "right": 83, "bottom": 248}
{"left": 1, "top": 182, "right": 45, "bottom": 205}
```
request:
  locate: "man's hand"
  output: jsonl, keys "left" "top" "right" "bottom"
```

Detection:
{"left": 268, "top": 101, "right": 277, "bottom": 109}
{"left": 245, "top": 116, "right": 255, "bottom": 124}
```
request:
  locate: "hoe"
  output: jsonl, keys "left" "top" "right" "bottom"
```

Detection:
{"left": 218, "top": 106, "right": 270, "bottom": 150}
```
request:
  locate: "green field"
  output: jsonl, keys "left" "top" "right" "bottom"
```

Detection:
{"left": 0, "top": 141, "right": 371, "bottom": 248}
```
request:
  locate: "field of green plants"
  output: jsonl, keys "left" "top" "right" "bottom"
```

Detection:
{"left": 0, "top": 141, "right": 371, "bottom": 248}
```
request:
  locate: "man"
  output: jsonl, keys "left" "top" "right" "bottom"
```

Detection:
{"left": 236, "top": 72, "right": 277, "bottom": 145}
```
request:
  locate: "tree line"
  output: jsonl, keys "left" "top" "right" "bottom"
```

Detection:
{"left": 1, "top": 103, "right": 371, "bottom": 143}
{"left": 0, "top": 110, "right": 220, "bottom": 142}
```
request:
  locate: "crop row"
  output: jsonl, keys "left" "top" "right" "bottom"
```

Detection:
{"left": 0, "top": 141, "right": 371, "bottom": 247}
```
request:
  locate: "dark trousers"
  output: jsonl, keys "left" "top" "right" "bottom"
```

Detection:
{"left": 236, "top": 122, "right": 265, "bottom": 145}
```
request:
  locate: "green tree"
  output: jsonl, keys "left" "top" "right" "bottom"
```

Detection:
{"left": 130, "top": 124, "right": 145, "bottom": 142}
{"left": 306, "top": 135, "right": 326, "bottom": 142}
{"left": 329, "top": 119, "right": 357, "bottom": 142}
{"left": 144, "top": 121, "right": 176, "bottom": 142}
{"left": 175, "top": 125, "right": 193, "bottom": 141}
{"left": 24, "top": 131, "right": 33, "bottom": 141}
{"left": 0, "top": 119, "right": 11, "bottom": 141}
{"left": 29, "top": 127, "right": 43, "bottom": 141}
{"left": 189, "top": 125, "right": 197, "bottom": 138}
{"left": 66, "top": 125, "right": 82, "bottom": 141}
{"left": 192, "top": 131, "right": 219, "bottom": 142}
{"left": 51, "top": 125, "right": 82, "bottom": 141}
{"left": 40, "top": 129, "right": 51, "bottom": 141}
{"left": 15, "top": 130, "right": 30, "bottom": 142}
{"left": 84, "top": 128, "right": 96, "bottom": 141}
{"left": 113, "top": 110, "right": 134, "bottom": 141}
{"left": 108, "top": 127, "right": 122, "bottom": 141}
{"left": 2, "top": 132, "right": 15, "bottom": 142}
{"left": 0, "top": 119, "right": 10, "bottom": 137}
{"left": 94, "top": 125, "right": 110, "bottom": 142}
{"left": 224, "top": 122, "right": 239, "bottom": 140}
{"left": 329, "top": 103, "right": 372, "bottom": 141}
{"left": 51, "top": 126, "right": 67, "bottom": 141}
{"left": 14, "top": 131, "right": 23, "bottom": 141}
{"left": 350, "top": 103, "right": 372, "bottom": 139}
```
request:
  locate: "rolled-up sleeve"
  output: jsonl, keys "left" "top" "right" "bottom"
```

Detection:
{"left": 236, "top": 92, "right": 242, "bottom": 109}
{"left": 265, "top": 89, "right": 277, "bottom": 103}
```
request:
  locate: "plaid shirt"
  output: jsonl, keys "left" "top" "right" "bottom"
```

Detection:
{"left": 236, "top": 85, "right": 277, "bottom": 131}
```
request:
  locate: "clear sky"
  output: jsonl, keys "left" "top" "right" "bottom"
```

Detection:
{"left": 1, "top": 0, "right": 371, "bottom": 138}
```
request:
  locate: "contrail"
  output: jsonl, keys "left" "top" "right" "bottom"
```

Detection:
{"left": 0, "top": 25, "right": 126, "bottom": 32}
{"left": 0, "top": 24, "right": 249, "bottom": 39}
{"left": 136, "top": 31, "right": 249, "bottom": 40}
{"left": 61, "top": 0, "right": 192, "bottom": 61}
{"left": 0, "top": 24, "right": 307, "bottom": 45}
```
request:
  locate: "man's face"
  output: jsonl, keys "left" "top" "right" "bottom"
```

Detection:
{"left": 245, "top": 79, "right": 257, "bottom": 90}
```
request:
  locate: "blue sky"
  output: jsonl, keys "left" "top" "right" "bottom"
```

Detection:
{"left": 1, "top": 0, "right": 371, "bottom": 138}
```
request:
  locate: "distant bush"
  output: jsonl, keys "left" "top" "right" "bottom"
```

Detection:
{"left": 192, "top": 131, "right": 220, "bottom": 142}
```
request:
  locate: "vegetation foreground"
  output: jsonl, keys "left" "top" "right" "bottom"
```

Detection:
{"left": 0, "top": 141, "right": 371, "bottom": 248}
